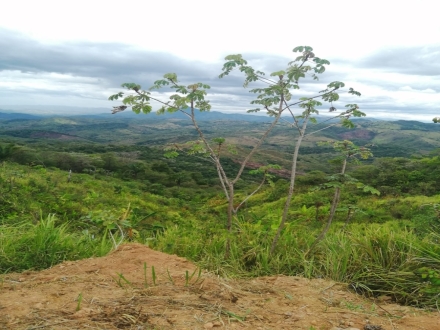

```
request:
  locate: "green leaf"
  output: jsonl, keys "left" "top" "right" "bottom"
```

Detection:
{"left": 313, "top": 58, "right": 330, "bottom": 65}
{"left": 314, "top": 66, "right": 326, "bottom": 74}
{"left": 341, "top": 118, "right": 355, "bottom": 129}
{"left": 150, "top": 79, "right": 170, "bottom": 90}
{"left": 121, "top": 83, "right": 142, "bottom": 91}
{"left": 156, "top": 106, "right": 166, "bottom": 115}
{"left": 362, "top": 185, "right": 381, "bottom": 195}
{"left": 141, "top": 105, "right": 152, "bottom": 114}
{"left": 270, "top": 70, "right": 286, "bottom": 77}
{"left": 327, "top": 81, "right": 345, "bottom": 89}
{"left": 349, "top": 87, "right": 361, "bottom": 96}
{"left": 163, "top": 73, "right": 177, "bottom": 82}
{"left": 108, "top": 92, "right": 124, "bottom": 101}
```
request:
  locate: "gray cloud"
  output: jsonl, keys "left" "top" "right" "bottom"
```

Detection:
{"left": 0, "top": 28, "right": 348, "bottom": 86}
{"left": 0, "top": 29, "right": 222, "bottom": 87}
{"left": 0, "top": 28, "right": 342, "bottom": 92}
{"left": 357, "top": 45, "right": 440, "bottom": 76}
{"left": 1, "top": 28, "right": 439, "bottom": 120}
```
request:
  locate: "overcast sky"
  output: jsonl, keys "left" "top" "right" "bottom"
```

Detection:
{"left": 1, "top": 0, "right": 439, "bottom": 121}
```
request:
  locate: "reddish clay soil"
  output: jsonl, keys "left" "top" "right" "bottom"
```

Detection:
{"left": 1, "top": 244, "right": 439, "bottom": 330}
{"left": 339, "top": 129, "right": 375, "bottom": 141}
{"left": 30, "top": 132, "right": 79, "bottom": 140}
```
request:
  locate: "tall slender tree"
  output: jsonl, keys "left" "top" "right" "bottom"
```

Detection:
{"left": 109, "top": 46, "right": 365, "bottom": 255}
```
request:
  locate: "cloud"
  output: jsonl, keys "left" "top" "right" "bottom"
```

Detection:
{"left": 357, "top": 45, "right": 440, "bottom": 76}
{"left": 0, "top": 29, "right": 215, "bottom": 86}
{"left": 1, "top": 28, "right": 439, "bottom": 121}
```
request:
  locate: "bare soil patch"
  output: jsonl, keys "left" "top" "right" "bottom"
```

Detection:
{"left": 1, "top": 243, "right": 438, "bottom": 329}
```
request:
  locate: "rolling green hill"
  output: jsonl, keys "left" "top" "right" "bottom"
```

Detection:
{"left": 1, "top": 112, "right": 440, "bottom": 180}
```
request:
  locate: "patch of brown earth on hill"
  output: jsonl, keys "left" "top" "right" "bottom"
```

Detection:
{"left": 30, "top": 131, "right": 79, "bottom": 140}
{"left": 1, "top": 243, "right": 439, "bottom": 329}
{"left": 339, "top": 129, "right": 375, "bottom": 141}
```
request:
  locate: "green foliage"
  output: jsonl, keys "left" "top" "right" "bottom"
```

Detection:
{"left": 4, "top": 44, "right": 440, "bottom": 310}
{"left": 154, "top": 219, "right": 440, "bottom": 308}
{"left": 0, "top": 214, "right": 111, "bottom": 272}
{"left": 1, "top": 138, "right": 440, "bottom": 308}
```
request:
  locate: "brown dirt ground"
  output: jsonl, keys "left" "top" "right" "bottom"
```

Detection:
{"left": 1, "top": 243, "right": 439, "bottom": 330}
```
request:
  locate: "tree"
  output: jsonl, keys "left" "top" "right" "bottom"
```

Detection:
{"left": 306, "top": 140, "right": 379, "bottom": 254}
{"left": 109, "top": 46, "right": 365, "bottom": 255}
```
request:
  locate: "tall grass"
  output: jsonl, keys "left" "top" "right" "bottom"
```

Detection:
{"left": 2, "top": 211, "right": 439, "bottom": 308}
{"left": 0, "top": 214, "right": 112, "bottom": 272}
{"left": 154, "top": 218, "right": 440, "bottom": 308}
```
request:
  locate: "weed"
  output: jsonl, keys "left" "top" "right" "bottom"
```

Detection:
{"left": 221, "top": 309, "right": 247, "bottom": 324}
{"left": 166, "top": 268, "right": 175, "bottom": 285}
{"left": 151, "top": 265, "right": 157, "bottom": 286}
{"left": 184, "top": 267, "right": 203, "bottom": 287}
{"left": 76, "top": 292, "right": 83, "bottom": 311}
{"left": 342, "top": 300, "right": 365, "bottom": 312}
{"left": 143, "top": 262, "right": 148, "bottom": 287}
{"left": 115, "top": 272, "right": 132, "bottom": 288}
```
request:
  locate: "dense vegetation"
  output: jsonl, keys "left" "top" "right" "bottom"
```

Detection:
{"left": 1, "top": 113, "right": 440, "bottom": 309}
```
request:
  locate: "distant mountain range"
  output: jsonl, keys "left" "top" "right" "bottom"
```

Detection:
{"left": 0, "top": 107, "right": 274, "bottom": 122}
{"left": 1, "top": 110, "right": 440, "bottom": 159}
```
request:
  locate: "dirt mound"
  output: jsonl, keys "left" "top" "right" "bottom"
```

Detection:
{"left": 1, "top": 243, "right": 439, "bottom": 329}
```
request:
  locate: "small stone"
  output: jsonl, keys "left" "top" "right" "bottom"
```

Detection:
{"left": 72, "top": 308, "right": 93, "bottom": 318}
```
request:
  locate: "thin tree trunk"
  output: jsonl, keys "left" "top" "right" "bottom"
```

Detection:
{"left": 270, "top": 117, "right": 309, "bottom": 254}
{"left": 342, "top": 208, "right": 355, "bottom": 230}
{"left": 306, "top": 158, "right": 347, "bottom": 255}
{"left": 225, "top": 183, "right": 235, "bottom": 258}
{"left": 216, "top": 161, "right": 230, "bottom": 200}
{"left": 227, "top": 183, "right": 234, "bottom": 232}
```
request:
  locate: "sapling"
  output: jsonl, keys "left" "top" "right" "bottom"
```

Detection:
{"left": 306, "top": 140, "right": 379, "bottom": 254}
{"left": 109, "top": 46, "right": 366, "bottom": 257}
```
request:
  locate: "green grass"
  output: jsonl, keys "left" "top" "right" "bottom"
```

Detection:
{"left": 153, "top": 218, "right": 440, "bottom": 308}
{"left": 0, "top": 214, "right": 112, "bottom": 272}
{"left": 1, "top": 150, "right": 440, "bottom": 309}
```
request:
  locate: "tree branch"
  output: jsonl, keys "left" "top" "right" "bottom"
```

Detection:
{"left": 232, "top": 94, "right": 285, "bottom": 184}
{"left": 234, "top": 174, "right": 267, "bottom": 212}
